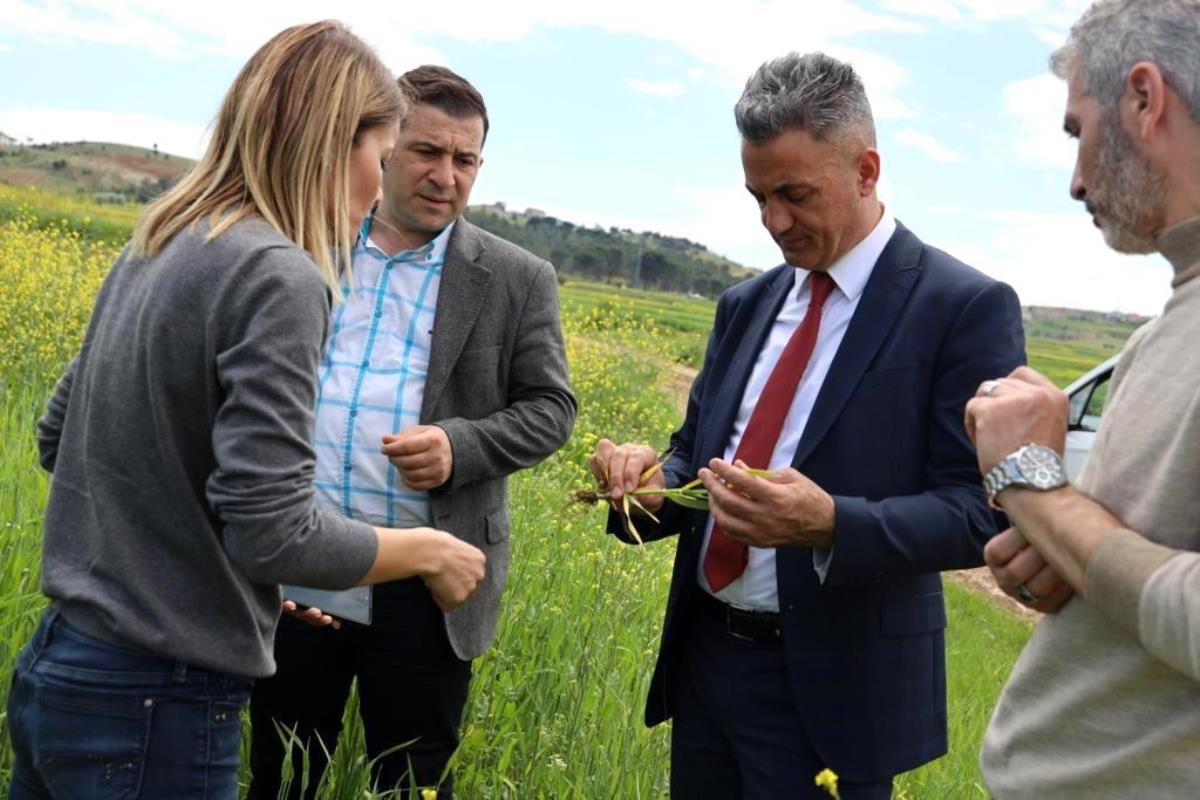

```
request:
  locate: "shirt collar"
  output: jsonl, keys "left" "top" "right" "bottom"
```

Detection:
{"left": 357, "top": 215, "right": 456, "bottom": 266}
{"left": 796, "top": 206, "right": 896, "bottom": 302}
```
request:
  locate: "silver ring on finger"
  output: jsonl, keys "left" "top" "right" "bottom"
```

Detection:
{"left": 982, "top": 380, "right": 1000, "bottom": 397}
{"left": 1015, "top": 582, "right": 1039, "bottom": 606}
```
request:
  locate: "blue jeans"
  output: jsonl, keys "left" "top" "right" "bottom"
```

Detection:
{"left": 6, "top": 609, "right": 252, "bottom": 799}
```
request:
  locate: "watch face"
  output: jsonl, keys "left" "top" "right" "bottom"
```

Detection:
{"left": 1017, "top": 445, "right": 1067, "bottom": 489}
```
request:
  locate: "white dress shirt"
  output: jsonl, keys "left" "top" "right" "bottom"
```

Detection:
{"left": 698, "top": 210, "right": 897, "bottom": 611}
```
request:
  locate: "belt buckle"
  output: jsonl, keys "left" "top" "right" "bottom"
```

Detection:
{"left": 724, "top": 604, "right": 781, "bottom": 644}
{"left": 726, "top": 610, "right": 758, "bottom": 643}
{"left": 723, "top": 606, "right": 760, "bottom": 643}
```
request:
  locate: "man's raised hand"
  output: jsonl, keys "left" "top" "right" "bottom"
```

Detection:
{"left": 587, "top": 438, "right": 666, "bottom": 512}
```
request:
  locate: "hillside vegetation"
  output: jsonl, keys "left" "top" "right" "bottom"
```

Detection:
{"left": 0, "top": 141, "right": 757, "bottom": 296}
{"left": 0, "top": 140, "right": 192, "bottom": 201}
{"left": 466, "top": 203, "right": 755, "bottom": 297}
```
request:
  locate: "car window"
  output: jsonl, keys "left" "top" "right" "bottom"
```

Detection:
{"left": 1074, "top": 373, "right": 1112, "bottom": 433}
{"left": 1069, "top": 381, "right": 1090, "bottom": 428}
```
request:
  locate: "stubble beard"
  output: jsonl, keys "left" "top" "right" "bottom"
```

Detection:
{"left": 1092, "top": 114, "right": 1165, "bottom": 255}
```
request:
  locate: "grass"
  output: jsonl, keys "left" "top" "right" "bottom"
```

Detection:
{"left": 559, "top": 281, "right": 714, "bottom": 368}
{"left": 898, "top": 583, "right": 1033, "bottom": 799}
{"left": 0, "top": 184, "right": 142, "bottom": 245}
{"left": 0, "top": 191, "right": 1128, "bottom": 797}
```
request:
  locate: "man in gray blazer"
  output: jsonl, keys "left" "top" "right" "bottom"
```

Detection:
{"left": 248, "top": 66, "right": 576, "bottom": 800}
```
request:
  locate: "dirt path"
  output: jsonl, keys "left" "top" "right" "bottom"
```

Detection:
{"left": 663, "top": 361, "right": 1038, "bottom": 619}
{"left": 666, "top": 363, "right": 698, "bottom": 414}
{"left": 947, "top": 567, "right": 1037, "bottom": 619}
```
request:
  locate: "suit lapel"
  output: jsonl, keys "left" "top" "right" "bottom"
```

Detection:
{"left": 697, "top": 267, "right": 795, "bottom": 465}
{"left": 791, "top": 223, "right": 924, "bottom": 469}
{"left": 421, "top": 221, "right": 492, "bottom": 421}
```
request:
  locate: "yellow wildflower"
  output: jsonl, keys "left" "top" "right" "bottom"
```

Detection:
{"left": 815, "top": 767, "right": 840, "bottom": 799}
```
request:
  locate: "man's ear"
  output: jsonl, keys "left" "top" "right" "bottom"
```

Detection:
{"left": 1125, "top": 61, "right": 1167, "bottom": 143}
{"left": 858, "top": 148, "right": 881, "bottom": 196}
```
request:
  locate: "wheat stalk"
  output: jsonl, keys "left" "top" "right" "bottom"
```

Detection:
{"left": 570, "top": 454, "right": 777, "bottom": 544}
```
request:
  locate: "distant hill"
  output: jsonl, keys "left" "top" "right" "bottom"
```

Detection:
{"left": 0, "top": 140, "right": 751, "bottom": 296}
{"left": 1023, "top": 305, "right": 1147, "bottom": 352}
{"left": 466, "top": 203, "right": 755, "bottom": 297}
{"left": 0, "top": 140, "right": 193, "bottom": 201}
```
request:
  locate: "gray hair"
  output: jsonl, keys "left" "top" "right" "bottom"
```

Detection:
{"left": 734, "top": 52, "right": 876, "bottom": 146}
{"left": 1052, "top": 0, "right": 1200, "bottom": 121}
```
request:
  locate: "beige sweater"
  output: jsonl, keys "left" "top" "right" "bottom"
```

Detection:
{"left": 981, "top": 216, "right": 1200, "bottom": 798}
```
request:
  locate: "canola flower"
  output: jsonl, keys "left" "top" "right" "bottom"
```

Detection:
{"left": 0, "top": 208, "right": 120, "bottom": 385}
{"left": 0, "top": 184, "right": 141, "bottom": 244}
{"left": 815, "top": 767, "right": 840, "bottom": 799}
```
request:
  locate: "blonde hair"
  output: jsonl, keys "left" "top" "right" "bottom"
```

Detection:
{"left": 131, "top": 20, "right": 406, "bottom": 294}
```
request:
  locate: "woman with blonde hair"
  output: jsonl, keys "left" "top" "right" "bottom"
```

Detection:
{"left": 6, "top": 21, "right": 484, "bottom": 799}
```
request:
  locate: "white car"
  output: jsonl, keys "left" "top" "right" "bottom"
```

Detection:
{"left": 1063, "top": 355, "right": 1121, "bottom": 480}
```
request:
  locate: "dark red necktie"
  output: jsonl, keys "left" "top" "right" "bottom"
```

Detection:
{"left": 703, "top": 270, "right": 836, "bottom": 592}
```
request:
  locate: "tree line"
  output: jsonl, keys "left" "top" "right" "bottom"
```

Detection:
{"left": 465, "top": 205, "right": 754, "bottom": 297}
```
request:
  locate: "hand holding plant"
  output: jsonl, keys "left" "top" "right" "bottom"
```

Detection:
{"left": 576, "top": 439, "right": 775, "bottom": 543}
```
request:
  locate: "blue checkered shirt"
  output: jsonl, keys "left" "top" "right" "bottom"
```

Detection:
{"left": 312, "top": 217, "right": 454, "bottom": 528}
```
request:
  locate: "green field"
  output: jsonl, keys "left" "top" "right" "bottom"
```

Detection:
{"left": 562, "top": 276, "right": 1139, "bottom": 390}
{"left": 0, "top": 191, "right": 1138, "bottom": 797}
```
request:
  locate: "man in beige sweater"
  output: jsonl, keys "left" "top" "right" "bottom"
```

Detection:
{"left": 966, "top": 1, "right": 1200, "bottom": 797}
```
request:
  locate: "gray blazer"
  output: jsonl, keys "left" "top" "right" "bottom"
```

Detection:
{"left": 423, "top": 218, "right": 576, "bottom": 660}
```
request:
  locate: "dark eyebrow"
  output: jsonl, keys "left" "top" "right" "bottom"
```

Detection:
{"left": 773, "top": 181, "right": 817, "bottom": 194}
{"left": 745, "top": 181, "right": 818, "bottom": 197}
{"left": 409, "top": 138, "right": 480, "bottom": 161}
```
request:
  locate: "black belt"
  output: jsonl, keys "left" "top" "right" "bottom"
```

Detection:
{"left": 692, "top": 587, "right": 782, "bottom": 645}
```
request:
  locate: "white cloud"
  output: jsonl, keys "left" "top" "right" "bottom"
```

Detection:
{"left": 895, "top": 127, "right": 965, "bottom": 163}
{"left": 0, "top": 1, "right": 926, "bottom": 119}
{"left": 0, "top": 107, "right": 210, "bottom": 158}
{"left": 877, "top": 173, "right": 898, "bottom": 206}
{"left": 935, "top": 207, "right": 1171, "bottom": 315}
{"left": 1002, "top": 73, "right": 1075, "bottom": 171}
{"left": 950, "top": 0, "right": 1089, "bottom": 26}
{"left": 0, "top": 0, "right": 446, "bottom": 70}
{"left": 1, "top": 0, "right": 191, "bottom": 60}
{"left": 1033, "top": 25, "right": 1067, "bottom": 48}
{"left": 881, "top": 0, "right": 963, "bottom": 22}
{"left": 628, "top": 79, "right": 685, "bottom": 98}
{"left": 885, "top": 0, "right": 1089, "bottom": 27}
{"left": 883, "top": 0, "right": 1088, "bottom": 48}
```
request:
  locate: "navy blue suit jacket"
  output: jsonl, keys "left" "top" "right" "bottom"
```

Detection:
{"left": 610, "top": 222, "right": 1025, "bottom": 780}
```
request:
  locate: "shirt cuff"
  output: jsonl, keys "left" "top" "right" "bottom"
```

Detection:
{"left": 813, "top": 545, "right": 834, "bottom": 584}
{"left": 1084, "top": 527, "right": 1177, "bottom": 637}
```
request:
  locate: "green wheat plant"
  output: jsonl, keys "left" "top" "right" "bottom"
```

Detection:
{"left": 569, "top": 455, "right": 777, "bottom": 543}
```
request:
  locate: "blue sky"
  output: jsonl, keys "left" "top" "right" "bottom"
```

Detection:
{"left": 0, "top": 0, "right": 1173, "bottom": 314}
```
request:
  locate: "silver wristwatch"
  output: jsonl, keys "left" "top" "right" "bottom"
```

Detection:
{"left": 982, "top": 443, "right": 1068, "bottom": 508}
